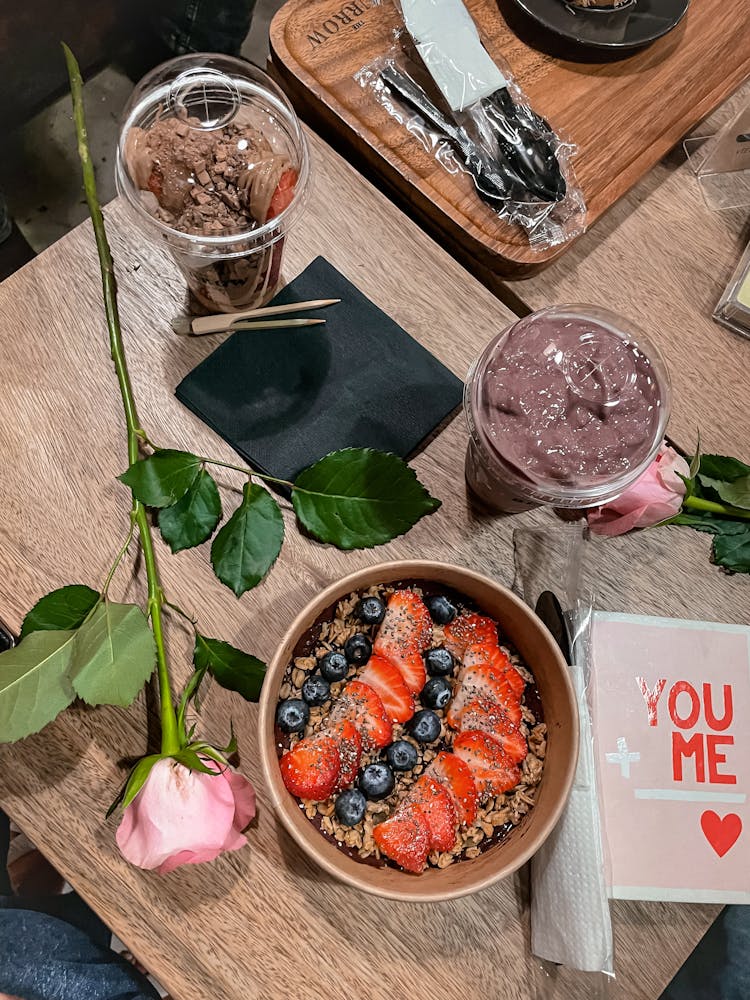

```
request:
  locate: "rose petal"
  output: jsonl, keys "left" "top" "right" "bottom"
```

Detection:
{"left": 224, "top": 768, "right": 256, "bottom": 832}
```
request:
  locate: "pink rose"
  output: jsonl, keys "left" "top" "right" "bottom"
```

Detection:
{"left": 587, "top": 443, "right": 690, "bottom": 537}
{"left": 116, "top": 756, "right": 256, "bottom": 874}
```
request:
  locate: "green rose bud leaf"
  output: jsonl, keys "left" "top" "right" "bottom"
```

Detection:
{"left": 159, "top": 468, "right": 222, "bottom": 553}
{"left": 210, "top": 483, "right": 284, "bottom": 597}
{"left": 119, "top": 449, "right": 202, "bottom": 507}
{"left": 20, "top": 584, "right": 100, "bottom": 639}
{"left": 193, "top": 633, "right": 266, "bottom": 702}
{"left": 291, "top": 448, "right": 441, "bottom": 550}
{"left": 0, "top": 630, "right": 76, "bottom": 742}
{"left": 70, "top": 602, "right": 156, "bottom": 707}
{"left": 712, "top": 527, "right": 750, "bottom": 574}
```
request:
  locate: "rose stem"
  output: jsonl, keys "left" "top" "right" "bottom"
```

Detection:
{"left": 63, "top": 43, "right": 180, "bottom": 756}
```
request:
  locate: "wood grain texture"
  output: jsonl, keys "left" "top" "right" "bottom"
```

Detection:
{"left": 270, "top": 0, "right": 750, "bottom": 275}
{"left": 0, "top": 127, "right": 745, "bottom": 1000}
{"left": 507, "top": 82, "right": 750, "bottom": 460}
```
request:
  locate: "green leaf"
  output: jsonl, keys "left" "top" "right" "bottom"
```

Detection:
{"left": 698, "top": 454, "right": 750, "bottom": 483}
{"left": 159, "top": 469, "right": 222, "bottom": 553}
{"left": 688, "top": 431, "right": 701, "bottom": 479}
{"left": 700, "top": 475, "right": 750, "bottom": 511}
{"left": 0, "top": 631, "right": 76, "bottom": 742}
{"left": 118, "top": 449, "right": 202, "bottom": 507}
{"left": 20, "top": 584, "right": 100, "bottom": 639}
{"left": 193, "top": 633, "right": 266, "bottom": 701}
{"left": 107, "top": 753, "right": 164, "bottom": 816}
{"left": 671, "top": 512, "right": 748, "bottom": 536}
{"left": 172, "top": 747, "right": 222, "bottom": 775}
{"left": 70, "top": 602, "right": 156, "bottom": 707}
{"left": 713, "top": 528, "right": 750, "bottom": 574}
{"left": 210, "top": 483, "right": 284, "bottom": 596}
{"left": 292, "top": 447, "right": 441, "bottom": 550}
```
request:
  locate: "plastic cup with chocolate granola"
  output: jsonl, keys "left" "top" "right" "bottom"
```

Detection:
{"left": 116, "top": 54, "right": 311, "bottom": 314}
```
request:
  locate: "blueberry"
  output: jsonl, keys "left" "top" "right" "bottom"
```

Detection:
{"left": 344, "top": 632, "right": 372, "bottom": 665}
{"left": 426, "top": 595, "right": 457, "bottom": 625}
{"left": 335, "top": 788, "right": 367, "bottom": 827}
{"left": 355, "top": 596, "right": 386, "bottom": 626}
{"left": 385, "top": 740, "right": 419, "bottom": 772}
{"left": 424, "top": 646, "right": 455, "bottom": 677}
{"left": 301, "top": 674, "right": 330, "bottom": 706}
{"left": 276, "top": 698, "right": 309, "bottom": 734}
{"left": 320, "top": 650, "right": 348, "bottom": 682}
{"left": 422, "top": 676, "right": 452, "bottom": 710}
{"left": 409, "top": 709, "right": 442, "bottom": 744}
{"left": 358, "top": 762, "right": 395, "bottom": 801}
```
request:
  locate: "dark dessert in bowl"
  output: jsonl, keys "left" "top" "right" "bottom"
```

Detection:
{"left": 259, "top": 562, "right": 578, "bottom": 902}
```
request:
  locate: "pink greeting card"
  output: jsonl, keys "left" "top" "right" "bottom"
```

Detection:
{"left": 590, "top": 612, "right": 750, "bottom": 903}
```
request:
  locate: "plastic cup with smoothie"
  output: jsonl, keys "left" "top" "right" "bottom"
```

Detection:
{"left": 116, "top": 54, "right": 311, "bottom": 314}
{"left": 464, "top": 305, "right": 671, "bottom": 512}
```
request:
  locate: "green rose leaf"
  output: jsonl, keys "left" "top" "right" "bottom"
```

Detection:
{"left": 193, "top": 633, "right": 266, "bottom": 701}
{"left": 671, "top": 512, "right": 748, "bottom": 536}
{"left": 0, "top": 630, "right": 76, "bottom": 742}
{"left": 292, "top": 447, "right": 441, "bottom": 549}
{"left": 107, "top": 753, "right": 164, "bottom": 816}
{"left": 70, "top": 602, "right": 156, "bottom": 707}
{"left": 118, "top": 449, "right": 202, "bottom": 507}
{"left": 210, "top": 483, "right": 284, "bottom": 597}
{"left": 700, "top": 475, "right": 750, "bottom": 512}
{"left": 159, "top": 469, "right": 222, "bottom": 553}
{"left": 712, "top": 527, "right": 750, "bottom": 574}
{"left": 698, "top": 454, "right": 750, "bottom": 483}
{"left": 20, "top": 584, "right": 100, "bottom": 639}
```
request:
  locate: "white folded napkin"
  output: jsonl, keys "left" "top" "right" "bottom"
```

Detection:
{"left": 530, "top": 660, "right": 614, "bottom": 974}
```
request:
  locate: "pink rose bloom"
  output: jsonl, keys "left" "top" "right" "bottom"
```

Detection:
{"left": 587, "top": 442, "right": 690, "bottom": 537}
{"left": 116, "top": 757, "right": 256, "bottom": 874}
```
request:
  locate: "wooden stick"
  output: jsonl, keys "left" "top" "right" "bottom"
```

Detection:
{"left": 191, "top": 298, "right": 340, "bottom": 335}
{"left": 208, "top": 318, "right": 326, "bottom": 335}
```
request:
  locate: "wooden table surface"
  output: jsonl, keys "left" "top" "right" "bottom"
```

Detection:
{"left": 0, "top": 126, "right": 747, "bottom": 1000}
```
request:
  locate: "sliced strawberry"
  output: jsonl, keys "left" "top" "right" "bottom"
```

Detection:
{"left": 464, "top": 640, "right": 525, "bottom": 701}
{"left": 453, "top": 730, "right": 521, "bottom": 798}
{"left": 280, "top": 734, "right": 340, "bottom": 801}
{"left": 406, "top": 775, "right": 458, "bottom": 851}
{"left": 373, "top": 590, "right": 432, "bottom": 693}
{"left": 360, "top": 654, "right": 415, "bottom": 723}
{"left": 503, "top": 663, "right": 526, "bottom": 700}
{"left": 330, "top": 679, "right": 393, "bottom": 750}
{"left": 458, "top": 698, "right": 527, "bottom": 763}
{"left": 446, "top": 663, "right": 522, "bottom": 730}
{"left": 443, "top": 613, "right": 498, "bottom": 658}
{"left": 373, "top": 808, "right": 430, "bottom": 873}
{"left": 323, "top": 718, "right": 362, "bottom": 789}
{"left": 266, "top": 167, "right": 298, "bottom": 222}
{"left": 428, "top": 751, "right": 479, "bottom": 826}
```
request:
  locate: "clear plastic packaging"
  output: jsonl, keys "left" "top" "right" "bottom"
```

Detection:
{"left": 116, "top": 54, "right": 311, "bottom": 314}
{"left": 714, "top": 237, "right": 750, "bottom": 340}
{"left": 463, "top": 305, "right": 671, "bottom": 513}
{"left": 356, "top": 0, "right": 586, "bottom": 251}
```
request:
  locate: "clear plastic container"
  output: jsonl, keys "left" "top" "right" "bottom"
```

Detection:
{"left": 464, "top": 305, "right": 671, "bottom": 513}
{"left": 116, "top": 54, "right": 311, "bottom": 314}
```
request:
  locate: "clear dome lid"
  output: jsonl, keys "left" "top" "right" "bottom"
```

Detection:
{"left": 468, "top": 304, "right": 671, "bottom": 501}
{"left": 115, "top": 54, "right": 310, "bottom": 250}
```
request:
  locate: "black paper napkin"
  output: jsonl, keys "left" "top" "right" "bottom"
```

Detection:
{"left": 175, "top": 256, "right": 463, "bottom": 485}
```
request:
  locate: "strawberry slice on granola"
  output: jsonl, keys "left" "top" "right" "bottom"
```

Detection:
{"left": 373, "top": 590, "right": 432, "bottom": 694}
{"left": 360, "top": 654, "right": 415, "bottom": 723}
{"left": 443, "top": 613, "right": 498, "bottom": 659}
{"left": 458, "top": 697, "right": 527, "bottom": 763}
{"left": 446, "top": 662, "right": 523, "bottom": 730}
{"left": 373, "top": 808, "right": 431, "bottom": 873}
{"left": 428, "top": 751, "right": 479, "bottom": 826}
{"left": 280, "top": 733, "right": 341, "bottom": 801}
{"left": 406, "top": 775, "right": 458, "bottom": 852}
{"left": 323, "top": 718, "right": 363, "bottom": 789}
{"left": 330, "top": 679, "right": 393, "bottom": 750}
{"left": 453, "top": 730, "right": 521, "bottom": 798}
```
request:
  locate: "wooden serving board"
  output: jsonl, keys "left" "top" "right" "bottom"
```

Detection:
{"left": 270, "top": 0, "right": 750, "bottom": 278}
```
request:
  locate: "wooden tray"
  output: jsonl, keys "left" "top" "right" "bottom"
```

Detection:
{"left": 270, "top": 0, "right": 750, "bottom": 278}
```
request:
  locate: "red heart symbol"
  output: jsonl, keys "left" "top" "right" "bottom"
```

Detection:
{"left": 700, "top": 811, "right": 742, "bottom": 858}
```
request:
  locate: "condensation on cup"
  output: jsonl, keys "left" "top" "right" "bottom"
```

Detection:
{"left": 116, "top": 54, "right": 311, "bottom": 314}
{"left": 464, "top": 305, "right": 672, "bottom": 513}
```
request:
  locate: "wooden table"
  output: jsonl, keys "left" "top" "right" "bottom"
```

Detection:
{"left": 0, "top": 126, "right": 746, "bottom": 1000}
